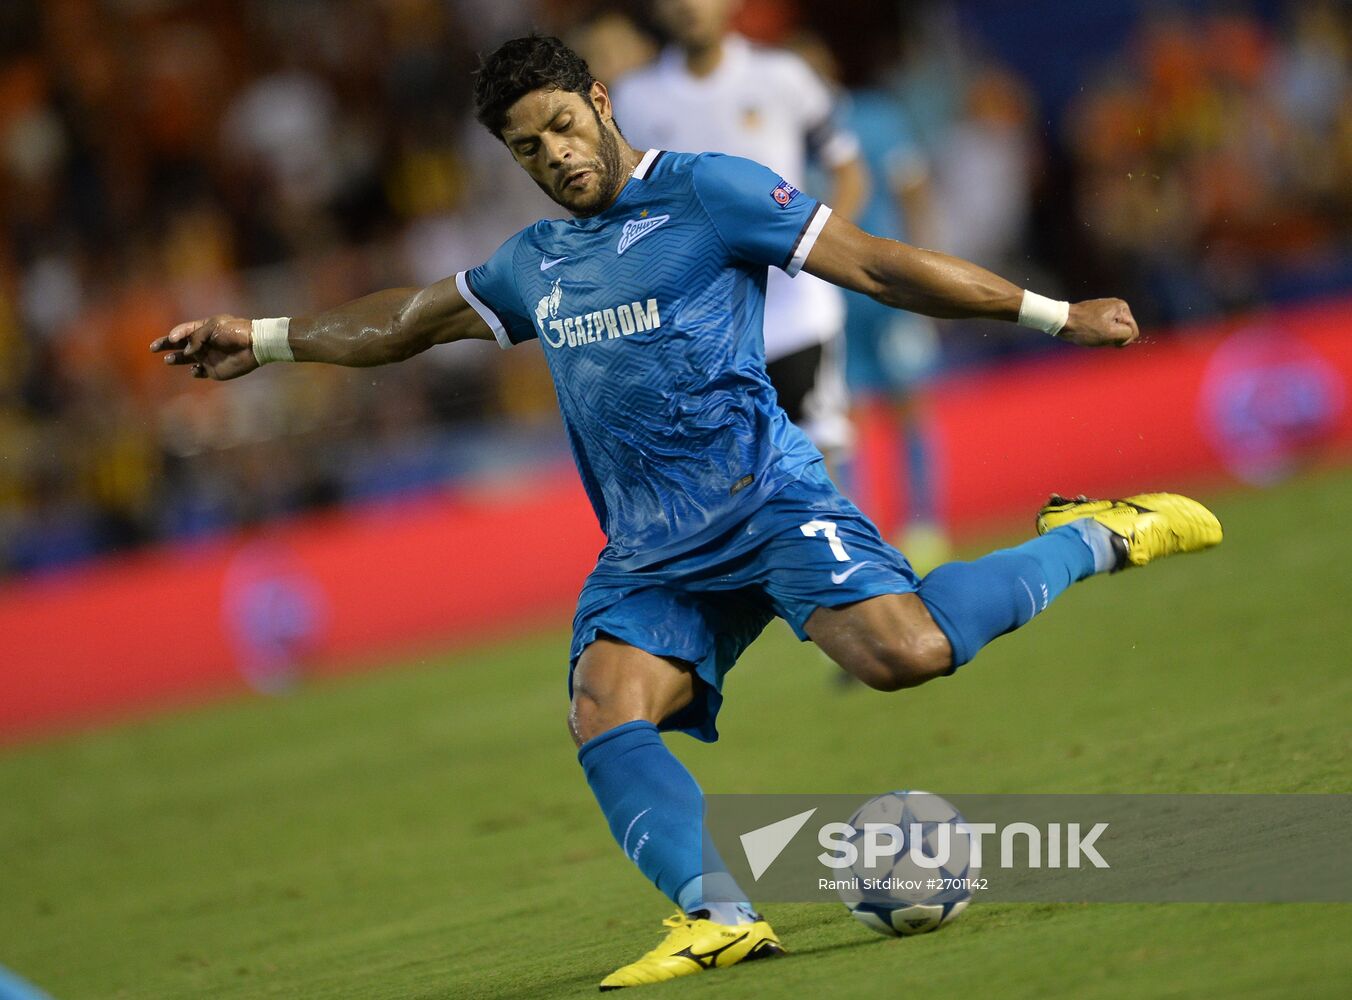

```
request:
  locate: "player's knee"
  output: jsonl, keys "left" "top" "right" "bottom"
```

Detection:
{"left": 568, "top": 639, "right": 697, "bottom": 747}
{"left": 567, "top": 673, "right": 655, "bottom": 747}
{"left": 858, "top": 627, "right": 952, "bottom": 692}
{"left": 568, "top": 686, "right": 613, "bottom": 747}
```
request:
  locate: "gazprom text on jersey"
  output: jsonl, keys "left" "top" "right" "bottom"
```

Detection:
{"left": 539, "top": 293, "right": 662, "bottom": 350}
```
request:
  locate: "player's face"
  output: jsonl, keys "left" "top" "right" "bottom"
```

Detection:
{"left": 653, "top": 0, "right": 736, "bottom": 49}
{"left": 501, "top": 84, "right": 627, "bottom": 218}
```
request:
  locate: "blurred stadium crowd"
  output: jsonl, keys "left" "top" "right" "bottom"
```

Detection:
{"left": 1, "top": 0, "right": 1349, "bottom": 577}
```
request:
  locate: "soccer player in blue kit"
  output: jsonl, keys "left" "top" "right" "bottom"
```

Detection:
{"left": 153, "top": 36, "right": 1222, "bottom": 990}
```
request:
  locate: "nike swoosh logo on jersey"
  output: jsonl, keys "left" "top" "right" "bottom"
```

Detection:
{"left": 617, "top": 214, "right": 669, "bottom": 255}
{"left": 831, "top": 562, "right": 873, "bottom": 585}
{"left": 540, "top": 255, "right": 569, "bottom": 271}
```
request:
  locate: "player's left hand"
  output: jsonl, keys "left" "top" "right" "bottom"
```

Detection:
{"left": 1060, "top": 298, "right": 1140, "bottom": 347}
{"left": 150, "top": 315, "right": 258, "bottom": 380}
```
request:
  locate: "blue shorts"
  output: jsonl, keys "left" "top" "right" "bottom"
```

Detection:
{"left": 568, "top": 462, "right": 920, "bottom": 742}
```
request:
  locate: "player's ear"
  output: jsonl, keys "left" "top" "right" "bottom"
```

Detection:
{"left": 589, "top": 80, "right": 613, "bottom": 123}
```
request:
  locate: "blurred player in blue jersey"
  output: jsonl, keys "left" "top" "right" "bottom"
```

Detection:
{"left": 841, "top": 78, "right": 953, "bottom": 572}
{"left": 153, "top": 36, "right": 1222, "bottom": 991}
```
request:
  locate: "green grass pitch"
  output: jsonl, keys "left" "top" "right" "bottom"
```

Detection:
{"left": 2, "top": 468, "right": 1351, "bottom": 998}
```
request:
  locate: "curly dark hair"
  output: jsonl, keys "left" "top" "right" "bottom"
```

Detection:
{"left": 473, "top": 35, "right": 599, "bottom": 138}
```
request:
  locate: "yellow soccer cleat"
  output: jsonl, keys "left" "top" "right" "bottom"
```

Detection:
{"left": 598, "top": 911, "right": 786, "bottom": 991}
{"left": 1036, "top": 492, "right": 1223, "bottom": 570}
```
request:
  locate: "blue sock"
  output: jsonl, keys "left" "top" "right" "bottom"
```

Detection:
{"left": 918, "top": 525, "right": 1097, "bottom": 668}
{"left": 578, "top": 720, "right": 752, "bottom": 916}
{"left": 832, "top": 452, "right": 858, "bottom": 504}
{"left": 901, "top": 420, "right": 939, "bottom": 524}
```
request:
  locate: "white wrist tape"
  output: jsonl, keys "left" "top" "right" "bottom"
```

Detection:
{"left": 1018, "top": 291, "right": 1070, "bottom": 337}
{"left": 251, "top": 317, "right": 293, "bottom": 365}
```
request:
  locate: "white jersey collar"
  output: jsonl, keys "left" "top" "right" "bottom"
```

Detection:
{"left": 632, "top": 148, "right": 662, "bottom": 180}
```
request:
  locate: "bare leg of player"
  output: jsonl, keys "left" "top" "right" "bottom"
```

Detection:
{"left": 805, "top": 592, "right": 953, "bottom": 690}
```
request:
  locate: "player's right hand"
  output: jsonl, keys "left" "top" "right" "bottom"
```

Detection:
{"left": 1060, "top": 298, "right": 1140, "bottom": 348}
{"left": 150, "top": 315, "right": 258, "bottom": 380}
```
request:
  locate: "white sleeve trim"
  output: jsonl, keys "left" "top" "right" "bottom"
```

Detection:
{"left": 632, "top": 148, "right": 661, "bottom": 180}
{"left": 455, "top": 270, "right": 513, "bottom": 349}
{"left": 785, "top": 204, "right": 833, "bottom": 277}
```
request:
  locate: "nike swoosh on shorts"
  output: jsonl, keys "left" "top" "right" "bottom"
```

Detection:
{"left": 830, "top": 562, "right": 873, "bottom": 585}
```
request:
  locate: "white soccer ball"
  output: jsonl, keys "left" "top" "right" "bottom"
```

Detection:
{"left": 837, "top": 790, "right": 978, "bottom": 937}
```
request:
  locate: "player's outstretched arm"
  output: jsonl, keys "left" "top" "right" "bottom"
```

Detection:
{"left": 150, "top": 275, "right": 494, "bottom": 380}
{"left": 802, "top": 214, "right": 1139, "bottom": 347}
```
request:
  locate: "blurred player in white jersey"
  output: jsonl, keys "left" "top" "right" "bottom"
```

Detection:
{"left": 613, "top": 0, "right": 866, "bottom": 464}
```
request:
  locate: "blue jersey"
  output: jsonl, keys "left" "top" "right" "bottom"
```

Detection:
{"left": 456, "top": 149, "right": 834, "bottom": 569}
{"left": 846, "top": 89, "right": 923, "bottom": 243}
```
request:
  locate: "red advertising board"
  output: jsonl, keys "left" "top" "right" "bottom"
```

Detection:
{"left": 854, "top": 299, "right": 1352, "bottom": 535}
{"left": 0, "top": 475, "right": 604, "bottom": 741}
{"left": 3, "top": 299, "right": 1350, "bottom": 741}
